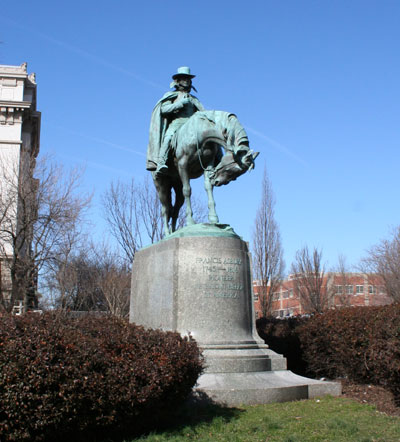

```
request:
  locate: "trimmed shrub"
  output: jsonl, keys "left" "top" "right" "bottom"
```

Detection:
{"left": 297, "top": 306, "right": 400, "bottom": 402}
{"left": 0, "top": 313, "right": 203, "bottom": 441}
{"left": 256, "top": 316, "right": 308, "bottom": 375}
{"left": 257, "top": 306, "right": 400, "bottom": 403}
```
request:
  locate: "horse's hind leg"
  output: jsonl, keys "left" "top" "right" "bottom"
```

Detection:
{"left": 204, "top": 168, "right": 219, "bottom": 224}
{"left": 171, "top": 181, "right": 184, "bottom": 232}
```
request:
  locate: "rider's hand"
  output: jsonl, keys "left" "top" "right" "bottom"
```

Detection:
{"left": 180, "top": 97, "right": 191, "bottom": 106}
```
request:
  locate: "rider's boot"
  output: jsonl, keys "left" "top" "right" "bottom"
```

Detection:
{"left": 155, "top": 162, "right": 168, "bottom": 178}
{"left": 155, "top": 137, "right": 171, "bottom": 178}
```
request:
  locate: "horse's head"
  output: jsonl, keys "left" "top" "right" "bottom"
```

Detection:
{"left": 210, "top": 148, "right": 259, "bottom": 187}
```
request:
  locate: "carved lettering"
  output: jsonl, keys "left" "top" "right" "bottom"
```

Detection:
{"left": 204, "top": 292, "right": 238, "bottom": 299}
{"left": 208, "top": 274, "right": 234, "bottom": 281}
{"left": 193, "top": 254, "right": 245, "bottom": 300}
{"left": 223, "top": 257, "right": 242, "bottom": 265}
{"left": 196, "top": 257, "right": 222, "bottom": 264}
{"left": 203, "top": 282, "right": 243, "bottom": 291}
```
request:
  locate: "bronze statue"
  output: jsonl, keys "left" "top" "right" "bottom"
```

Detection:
{"left": 147, "top": 67, "right": 204, "bottom": 177}
{"left": 147, "top": 67, "right": 258, "bottom": 236}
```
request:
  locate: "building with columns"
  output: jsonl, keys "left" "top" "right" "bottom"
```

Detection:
{"left": 0, "top": 63, "right": 41, "bottom": 312}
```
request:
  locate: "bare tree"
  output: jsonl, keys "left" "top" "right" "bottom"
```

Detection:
{"left": 93, "top": 246, "right": 130, "bottom": 318}
{"left": 102, "top": 176, "right": 207, "bottom": 263}
{"left": 102, "top": 178, "right": 153, "bottom": 263}
{"left": 50, "top": 250, "right": 104, "bottom": 312}
{"left": 290, "top": 246, "right": 332, "bottom": 314}
{"left": 251, "top": 165, "right": 284, "bottom": 317}
{"left": 360, "top": 226, "right": 400, "bottom": 303}
{"left": 330, "top": 254, "right": 353, "bottom": 307}
{"left": 0, "top": 156, "right": 91, "bottom": 312}
{"left": 46, "top": 244, "right": 130, "bottom": 318}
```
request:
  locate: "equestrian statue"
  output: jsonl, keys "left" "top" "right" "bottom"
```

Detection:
{"left": 146, "top": 67, "right": 258, "bottom": 236}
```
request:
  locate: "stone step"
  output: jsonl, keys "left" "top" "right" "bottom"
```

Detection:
{"left": 195, "top": 370, "right": 342, "bottom": 406}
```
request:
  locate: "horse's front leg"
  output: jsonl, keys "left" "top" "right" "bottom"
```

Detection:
{"left": 204, "top": 167, "right": 219, "bottom": 224}
{"left": 154, "top": 176, "right": 171, "bottom": 236}
{"left": 178, "top": 166, "right": 195, "bottom": 225}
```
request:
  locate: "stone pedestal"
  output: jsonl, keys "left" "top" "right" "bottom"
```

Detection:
{"left": 130, "top": 224, "right": 341, "bottom": 405}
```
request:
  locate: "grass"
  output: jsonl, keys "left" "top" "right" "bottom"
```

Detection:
{"left": 123, "top": 396, "right": 400, "bottom": 442}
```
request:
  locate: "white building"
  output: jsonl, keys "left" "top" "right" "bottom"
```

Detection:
{"left": 0, "top": 62, "right": 41, "bottom": 312}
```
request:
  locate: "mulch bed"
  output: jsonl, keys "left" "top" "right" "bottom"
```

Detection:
{"left": 339, "top": 379, "right": 400, "bottom": 417}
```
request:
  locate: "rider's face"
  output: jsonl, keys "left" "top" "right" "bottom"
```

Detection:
{"left": 176, "top": 76, "right": 192, "bottom": 91}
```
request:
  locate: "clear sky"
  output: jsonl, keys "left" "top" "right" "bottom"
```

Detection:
{"left": 1, "top": 0, "right": 400, "bottom": 272}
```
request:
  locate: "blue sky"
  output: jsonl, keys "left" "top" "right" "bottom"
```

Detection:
{"left": 1, "top": 0, "right": 400, "bottom": 271}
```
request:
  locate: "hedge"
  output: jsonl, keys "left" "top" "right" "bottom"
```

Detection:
{"left": 0, "top": 313, "right": 203, "bottom": 441}
{"left": 297, "top": 305, "right": 400, "bottom": 401}
{"left": 256, "top": 316, "right": 308, "bottom": 375}
{"left": 257, "top": 305, "right": 400, "bottom": 403}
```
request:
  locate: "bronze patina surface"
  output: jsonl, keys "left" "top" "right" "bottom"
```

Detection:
{"left": 147, "top": 67, "right": 258, "bottom": 236}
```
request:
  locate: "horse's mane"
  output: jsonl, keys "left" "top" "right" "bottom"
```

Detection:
{"left": 192, "top": 111, "right": 248, "bottom": 145}
{"left": 174, "top": 110, "right": 249, "bottom": 158}
{"left": 210, "top": 111, "right": 249, "bottom": 151}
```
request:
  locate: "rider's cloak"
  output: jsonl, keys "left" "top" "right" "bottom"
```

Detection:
{"left": 146, "top": 91, "right": 204, "bottom": 171}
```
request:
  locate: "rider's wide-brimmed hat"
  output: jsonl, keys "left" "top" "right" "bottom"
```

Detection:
{"left": 172, "top": 66, "right": 196, "bottom": 79}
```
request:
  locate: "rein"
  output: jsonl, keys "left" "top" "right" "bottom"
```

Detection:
{"left": 196, "top": 137, "right": 208, "bottom": 172}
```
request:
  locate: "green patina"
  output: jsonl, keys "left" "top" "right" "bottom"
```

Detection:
{"left": 139, "top": 224, "right": 241, "bottom": 251}
{"left": 146, "top": 66, "right": 258, "bottom": 237}
{"left": 163, "top": 223, "right": 241, "bottom": 240}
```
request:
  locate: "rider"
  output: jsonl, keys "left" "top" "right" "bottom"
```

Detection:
{"left": 146, "top": 67, "right": 204, "bottom": 177}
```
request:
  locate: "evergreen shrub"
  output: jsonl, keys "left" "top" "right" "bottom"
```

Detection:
{"left": 0, "top": 312, "right": 203, "bottom": 441}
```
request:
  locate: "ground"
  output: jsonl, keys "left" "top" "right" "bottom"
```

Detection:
{"left": 340, "top": 379, "right": 400, "bottom": 417}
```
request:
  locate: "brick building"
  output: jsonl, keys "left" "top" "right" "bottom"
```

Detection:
{"left": 253, "top": 273, "right": 392, "bottom": 318}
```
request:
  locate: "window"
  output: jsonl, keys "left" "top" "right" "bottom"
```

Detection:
{"left": 368, "top": 285, "right": 376, "bottom": 294}
{"left": 289, "top": 289, "right": 294, "bottom": 298}
{"left": 254, "top": 293, "right": 259, "bottom": 301}
{"left": 356, "top": 285, "right": 364, "bottom": 294}
{"left": 346, "top": 285, "right": 353, "bottom": 295}
{"left": 282, "top": 290, "right": 289, "bottom": 299}
{"left": 336, "top": 285, "right": 343, "bottom": 294}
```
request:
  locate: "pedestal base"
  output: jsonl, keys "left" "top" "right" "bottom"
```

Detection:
{"left": 195, "top": 371, "right": 342, "bottom": 406}
{"left": 130, "top": 224, "right": 341, "bottom": 405}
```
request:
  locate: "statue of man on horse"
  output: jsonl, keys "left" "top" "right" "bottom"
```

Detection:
{"left": 146, "top": 67, "right": 204, "bottom": 178}
{"left": 146, "top": 67, "right": 258, "bottom": 236}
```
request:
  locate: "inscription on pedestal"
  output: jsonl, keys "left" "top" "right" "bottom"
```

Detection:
{"left": 194, "top": 256, "right": 244, "bottom": 299}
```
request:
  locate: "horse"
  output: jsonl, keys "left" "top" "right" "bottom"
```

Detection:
{"left": 152, "top": 110, "right": 258, "bottom": 236}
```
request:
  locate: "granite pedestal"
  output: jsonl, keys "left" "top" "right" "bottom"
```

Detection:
{"left": 130, "top": 224, "right": 341, "bottom": 405}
